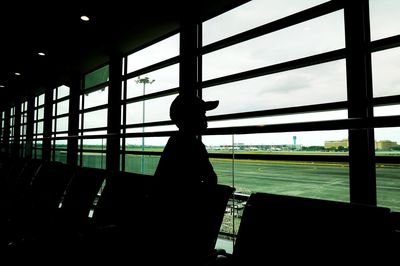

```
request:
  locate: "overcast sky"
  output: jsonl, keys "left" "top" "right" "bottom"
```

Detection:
{"left": 80, "top": 0, "right": 400, "bottom": 147}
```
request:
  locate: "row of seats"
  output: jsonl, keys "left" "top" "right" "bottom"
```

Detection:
{"left": 2, "top": 154, "right": 398, "bottom": 265}
{"left": 0, "top": 155, "right": 235, "bottom": 264}
{"left": 212, "top": 192, "right": 399, "bottom": 265}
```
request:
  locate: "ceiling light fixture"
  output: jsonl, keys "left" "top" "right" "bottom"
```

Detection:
{"left": 0, "top": 85, "right": 4, "bottom": 88}
{"left": 80, "top": 15, "right": 90, "bottom": 21}
{"left": 15, "top": 72, "right": 21, "bottom": 76}
{"left": 38, "top": 52, "right": 46, "bottom": 56}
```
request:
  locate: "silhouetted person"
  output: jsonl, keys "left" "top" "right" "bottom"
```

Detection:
{"left": 154, "top": 93, "right": 219, "bottom": 188}
{"left": 150, "top": 93, "right": 220, "bottom": 265}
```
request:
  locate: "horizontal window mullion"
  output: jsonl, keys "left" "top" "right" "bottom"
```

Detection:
{"left": 125, "top": 130, "right": 177, "bottom": 138}
{"left": 201, "top": 49, "right": 346, "bottom": 89}
{"left": 205, "top": 116, "right": 400, "bottom": 136}
{"left": 79, "top": 149, "right": 107, "bottom": 153}
{"left": 123, "top": 56, "right": 180, "bottom": 80}
{"left": 375, "top": 156, "right": 400, "bottom": 164}
{"left": 208, "top": 102, "right": 349, "bottom": 122}
{"left": 52, "top": 95, "right": 70, "bottom": 104}
{"left": 373, "top": 95, "right": 400, "bottom": 106}
{"left": 80, "top": 104, "right": 108, "bottom": 113}
{"left": 206, "top": 118, "right": 358, "bottom": 135}
{"left": 201, "top": 1, "right": 343, "bottom": 55}
{"left": 124, "top": 150, "right": 162, "bottom": 156}
{"left": 123, "top": 88, "right": 178, "bottom": 104}
{"left": 83, "top": 82, "right": 109, "bottom": 94}
{"left": 370, "top": 34, "right": 400, "bottom": 53}
{"left": 52, "top": 113, "right": 70, "bottom": 119}
{"left": 80, "top": 126, "right": 108, "bottom": 133}
{"left": 123, "top": 120, "right": 174, "bottom": 129}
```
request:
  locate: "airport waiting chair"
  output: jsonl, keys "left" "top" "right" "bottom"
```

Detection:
{"left": 56, "top": 166, "right": 110, "bottom": 232}
{"left": 6, "top": 160, "right": 76, "bottom": 247}
{"left": 214, "top": 192, "right": 393, "bottom": 265}
{"left": 147, "top": 183, "right": 235, "bottom": 265}
{"left": 84, "top": 171, "right": 235, "bottom": 265}
{"left": 0, "top": 158, "right": 43, "bottom": 247}
{"left": 14, "top": 166, "right": 111, "bottom": 258}
{"left": 76, "top": 170, "right": 154, "bottom": 263}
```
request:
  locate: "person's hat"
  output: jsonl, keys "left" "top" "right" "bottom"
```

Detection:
{"left": 170, "top": 94, "right": 219, "bottom": 122}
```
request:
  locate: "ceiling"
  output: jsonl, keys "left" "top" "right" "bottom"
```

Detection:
{"left": 0, "top": 0, "right": 247, "bottom": 106}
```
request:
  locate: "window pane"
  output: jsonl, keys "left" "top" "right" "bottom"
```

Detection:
{"left": 375, "top": 127, "right": 400, "bottom": 149}
{"left": 125, "top": 64, "right": 179, "bottom": 99}
{"left": 374, "top": 104, "right": 400, "bottom": 117}
{"left": 38, "top": 94, "right": 45, "bottom": 106}
{"left": 36, "top": 121, "right": 43, "bottom": 134}
{"left": 208, "top": 110, "right": 348, "bottom": 129}
{"left": 37, "top": 107, "right": 44, "bottom": 120}
{"left": 125, "top": 125, "right": 177, "bottom": 133}
{"left": 83, "top": 109, "right": 108, "bottom": 129}
{"left": 203, "top": 11, "right": 344, "bottom": 80}
{"left": 56, "top": 117, "right": 69, "bottom": 132}
{"left": 203, "top": 130, "right": 349, "bottom": 202}
{"left": 56, "top": 100, "right": 70, "bottom": 116}
{"left": 85, "top": 65, "right": 109, "bottom": 90}
{"left": 80, "top": 130, "right": 107, "bottom": 136}
{"left": 204, "top": 130, "right": 348, "bottom": 150}
{"left": 126, "top": 94, "right": 176, "bottom": 124}
{"left": 127, "top": 34, "right": 179, "bottom": 73}
{"left": 203, "top": 0, "right": 328, "bottom": 45}
{"left": 372, "top": 47, "right": 400, "bottom": 97}
{"left": 369, "top": 0, "right": 400, "bottom": 41}
{"left": 375, "top": 127, "right": 400, "bottom": 211}
{"left": 124, "top": 136, "right": 168, "bottom": 175}
{"left": 83, "top": 87, "right": 108, "bottom": 109}
{"left": 53, "top": 150, "right": 67, "bottom": 164}
{"left": 203, "top": 60, "right": 347, "bottom": 115}
{"left": 57, "top": 85, "right": 70, "bottom": 98}
{"left": 81, "top": 152, "right": 106, "bottom": 169}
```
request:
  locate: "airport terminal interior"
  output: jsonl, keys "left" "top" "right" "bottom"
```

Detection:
{"left": 0, "top": 0, "right": 399, "bottom": 263}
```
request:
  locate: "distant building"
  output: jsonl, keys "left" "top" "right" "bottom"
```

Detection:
{"left": 324, "top": 139, "right": 349, "bottom": 149}
{"left": 375, "top": 140, "right": 398, "bottom": 150}
{"left": 324, "top": 138, "right": 398, "bottom": 150}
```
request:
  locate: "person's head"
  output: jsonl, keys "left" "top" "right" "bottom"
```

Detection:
{"left": 170, "top": 94, "right": 219, "bottom": 134}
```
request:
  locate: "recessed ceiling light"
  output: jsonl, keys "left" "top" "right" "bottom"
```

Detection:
{"left": 80, "top": 15, "right": 90, "bottom": 21}
{"left": 0, "top": 85, "right": 4, "bottom": 88}
{"left": 15, "top": 72, "right": 21, "bottom": 76}
{"left": 38, "top": 52, "right": 46, "bottom": 56}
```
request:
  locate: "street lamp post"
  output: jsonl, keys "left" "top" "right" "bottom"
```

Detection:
{"left": 135, "top": 76, "right": 155, "bottom": 174}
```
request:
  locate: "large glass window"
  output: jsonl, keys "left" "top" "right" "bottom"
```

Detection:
{"left": 370, "top": 0, "right": 400, "bottom": 212}
{"left": 203, "top": 11, "right": 345, "bottom": 81}
{"left": 33, "top": 93, "right": 45, "bottom": 159}
{"left": 51, "top": 85, "right": 70, "bottom": 163}
{"left": 79, "top": 67, "right": 109, "bottom": 169}
{"left": 121, "top": 33, "right": 180, "bottom": 174}
{"left": 201, "top": 0, "right": 351, "bottom": 249}
{"left": 0, "top": 110, "right": 4, "bottom": 151}
{"left": 19, "top": 101, "right": 28, "bottom": 157}
{"left": 8, "top": 106, "right": 15, "bottom": 153}
{"left": 202, "top": 0, "right": 329, "bottom": 45}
